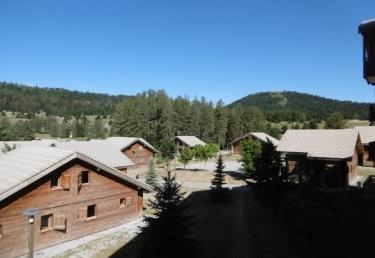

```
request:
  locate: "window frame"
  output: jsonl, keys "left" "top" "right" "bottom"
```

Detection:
{"left": 40, "top": 214, "right": 53, "bottom": 232}
{"left": 87, "top": 204, "right": 96, "bottom": 220}
{"left": 81, "top": 171, "right": 89, "bottom": 185}
{"left": 50, "top": 174, "right": 61, "bottom": 189}
{"left": 0, "top": 224, "right": 3, "bottom": 239}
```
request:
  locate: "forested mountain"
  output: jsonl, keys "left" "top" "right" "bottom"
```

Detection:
{"left": 0, "top": 82, "right": 130, "bottom": 116}
{"left": 228, "top": 91, "right": 369, "bottom": 121}
{"left": 0, "top": 83, "right": 370, "bottom": 146}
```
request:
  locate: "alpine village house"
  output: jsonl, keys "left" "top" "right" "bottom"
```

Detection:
{"left": 277, "top": 129, "right": 363, "bottom": 187}
{"left": 0, "top": 145, "right": 153, "bottom": 258}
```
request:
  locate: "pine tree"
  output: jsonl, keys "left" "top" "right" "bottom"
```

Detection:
{"left": 140, "top": 170, "right": 198, "bottom": 258}
{"left": 145, "top": 160, "right": 158, "bottom": 187}
{"left": 253, "top": 139, "right": 285, "bottom": 215}
{"left": 211, "top": 154, "right": 226, "bottom": 190}
{"left": 214, "top": 100, "right": 228, "bottom": 148}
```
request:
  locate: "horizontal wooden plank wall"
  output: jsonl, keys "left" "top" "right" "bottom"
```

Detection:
{"left": 0, "top": 159, "right": 143, "bottom": 258}
{"left": 123, "top": 142, "right": 155, "bottom": 166}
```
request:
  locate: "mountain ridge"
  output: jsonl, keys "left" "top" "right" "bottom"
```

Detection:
{"left": 228, "top": 91, "right": 369, "bottom": 121}
{"left": 0, "top": 82, "right": 369, "bottom": 120}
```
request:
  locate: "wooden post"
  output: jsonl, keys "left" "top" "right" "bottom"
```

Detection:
{"left": 27, "top": 216, "right": 35, "bottom": 258}
{"left": 23, "top": 208, "right": 39, "bottom": 258}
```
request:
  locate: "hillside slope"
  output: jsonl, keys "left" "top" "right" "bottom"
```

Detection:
{"left": 228, "top": 91, "right": 369, "bottom": 121}
{"left": 0, "top": 82, "right": 130, "bottom": 116}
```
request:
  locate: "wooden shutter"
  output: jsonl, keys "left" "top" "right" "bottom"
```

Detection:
{"left": 61, "top": 174, "right": 70, "bottom": 190}
{"left": 53, "top": 214, "right": 66, "bottom": 231}
{"left": 77, "top": 207, "right": 87, "bottom": 221}
{"left": 78, "top": 173, "right": 83, "bottom": 189}
{"left": 126, "top": 197, "right": 132, "bottom": 207}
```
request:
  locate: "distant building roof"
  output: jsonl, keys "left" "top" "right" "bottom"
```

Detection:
{"left": 229, "top": 132, "right": 279, "bottom": 146}
{"left": 56, "top": 141, "right": 135, "bottom": 169}
{"left": 277, "top": 129, "right": 361, "bottom": 159}
{"left": 0, "top": 146, "right": 153, "bottom": 202}
{"left": 353, "top": 126, "right": 375, "bottom": 145}
{"left": 176, "top": 136, "right": 206, "bottom": 147}
{"left": 104, "top": 137, "right": 158, "bottom": 153}
{"left": 0, "top": 140, "right": 135, "bottom": 169}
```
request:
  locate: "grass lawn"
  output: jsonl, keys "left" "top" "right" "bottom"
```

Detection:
{"left": 358, "top": 166, "right": 375, "bottom": 179}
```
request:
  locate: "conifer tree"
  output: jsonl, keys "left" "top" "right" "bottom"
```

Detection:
{"left": 211, "top": 154, "right": 226, "bottom": 190}
{"left": 140, "top": 170, "right": 198, "bottom": 258}
{"left": 145, "top": 160, "right": 158, "bottom": 187}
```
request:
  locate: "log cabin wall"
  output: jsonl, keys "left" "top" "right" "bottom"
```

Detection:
{"left": 231, "top": 141, "right": 241, "bottom": 156}
{"left": 0, "top": 159, "right": 143, "bottom": 258}
{"left": 123, "top": 142, "right": 155, "bottom": 166}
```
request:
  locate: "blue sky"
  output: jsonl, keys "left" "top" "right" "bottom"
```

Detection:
{"left": 1, "top": 0, "right": 375, "bottom": 104}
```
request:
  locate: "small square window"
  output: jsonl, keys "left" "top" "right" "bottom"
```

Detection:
{"left": 41, "top": 214, "right": 53, "bottom": 231}
{"left": 0, "top": 224, "right": 3, "bottom": 238}
{"left": 87, "top": 205, "right": 96, "bottom": 218}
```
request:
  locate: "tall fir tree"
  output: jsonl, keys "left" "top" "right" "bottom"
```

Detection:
{"left": 211, "top": 154, "right": 226, "bottom": 190}
{"left": 145, "top": 160, "right": 158, "bottom": 187}
{"left": 214, "top": 100, "right": 228, "bottom": 148}
{"left": 140, "top": 170, "right": 198, "bottom": 258}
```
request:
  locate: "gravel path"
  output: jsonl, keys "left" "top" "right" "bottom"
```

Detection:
{"left": 28, "top": 219, "right": 144, "bottom": 258}
{"left": 176, "top": 160, "right": 242, "bottom": 172}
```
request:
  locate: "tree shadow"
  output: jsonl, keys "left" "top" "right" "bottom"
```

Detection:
{"left": 110, "top": 186, "right": 252, "bottom": 258}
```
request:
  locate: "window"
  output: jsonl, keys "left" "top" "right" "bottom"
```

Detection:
{"left": 120, "top": 198, "right": 126, "bottom": 208}
{"left": 82, "top": 171, "right": 89, "bottom": 184}
{"left": 41, "top": 214, "right": 53, "bottom": 231}
{"left": 120, "top": 197, "right": 131, "bottom": 208}
{"left": 0, "top": 224, "right": 2, "bottom": 238}
{"left": 87, "top": 205, "right": 96, "bottom": 219}
{"left": 78, "top": 171, "right": 89, "bottom": 188}
{"left": 51, "top": 175, "right": 59, "bottom": 188}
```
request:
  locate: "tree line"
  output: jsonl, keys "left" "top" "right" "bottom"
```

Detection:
{"left": 0, "top": 82, "right": 129, "bottom": 116}
{"left": 110, "top": 89, "right": 282, "bottom": 148}
{"left": 0, "top": 85, "right": 351, "bottom": 146}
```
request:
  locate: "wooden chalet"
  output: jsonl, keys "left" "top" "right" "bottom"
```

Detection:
{"left": 0, "top": 140, "right": 136, "bottom": 173}
{"left": 175, "top": 136, "right": 206, "bottom": 151}
{"left": 229, "top": 132, "right": 280, "bottom": 156}
{"left": 0, "top": 146, "right": 152, "bottom": 258}
{"left": 277, "top": 129, "right": 363, "bottom": 187}
{"left": 104, "top": 137, "right": 158, "bottom": 166}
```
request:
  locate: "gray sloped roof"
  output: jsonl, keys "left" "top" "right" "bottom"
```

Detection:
{"left": 0, "top": 140, "right": 135, "bottom": 168}
{"left": 277, "top": 129, "right": 360, "bottom": 159}
{"left": 353, "top": 126, "right": 375, "bottom": 145}
{"left": 0, "top": 145, "right": 153, "bottom": 202}
{"left": 104, "top": 137, "right": 158, "bottom": 153}
{"left": 229, "top": 132, "right": 279, "bottom": 146}
{"left": 55, "top": 141, "right": 135, "bottom": 168}
{"left": 176, "top": 136, "right": 206, "bottom": 147}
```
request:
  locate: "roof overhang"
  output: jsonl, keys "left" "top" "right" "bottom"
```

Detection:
{"left": 120, "top": 139, "right": 158, "bottom": 153}
{"left": 0, "top": 152, "right": 153, "bottom": 203}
